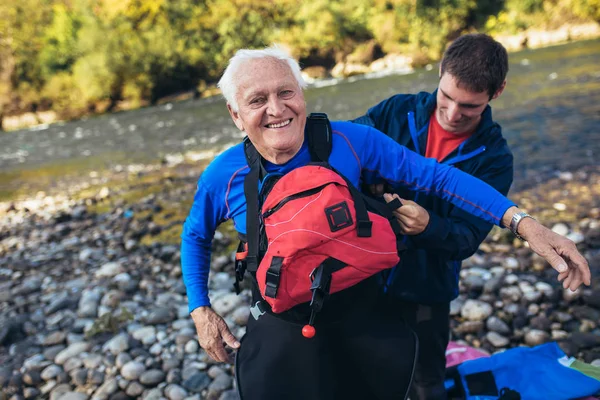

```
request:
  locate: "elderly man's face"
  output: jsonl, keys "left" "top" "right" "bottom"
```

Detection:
{"left": 228, "top": 58, "right": 306, "bottom": 164}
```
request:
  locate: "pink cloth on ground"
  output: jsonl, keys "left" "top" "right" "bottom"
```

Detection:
{"left": 445, "top": 341, "right": 489, "bottom": 368}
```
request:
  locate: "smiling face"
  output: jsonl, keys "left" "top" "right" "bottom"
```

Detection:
{"left": 436, "top": 73, "right": 504, "bottom": 135}
{"left": 227, "top": 57, "right": 307, "bottom": 164}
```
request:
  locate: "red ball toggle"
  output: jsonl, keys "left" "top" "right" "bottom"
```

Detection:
{"left": 302, "top": 325, "right": 316, "bottom": 338}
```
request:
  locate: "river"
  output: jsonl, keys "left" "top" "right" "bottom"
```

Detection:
{"left": 1, "top": 39, "right": 599, "bottom": 200}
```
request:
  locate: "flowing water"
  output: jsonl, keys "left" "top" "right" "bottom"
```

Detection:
{"left": 1, "top": 39, "right": 599, "bottom": 199}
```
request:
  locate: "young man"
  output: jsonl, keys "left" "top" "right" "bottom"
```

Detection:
{"left": 353, "top": 34, "right": 515, "bottom": 399}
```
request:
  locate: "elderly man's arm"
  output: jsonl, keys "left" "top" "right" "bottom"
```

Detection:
{"left": 387, "top": 151, "right": 514, "bottom": 260}
{"left": 181, "top": 179, "right": 240, "bottom": 363}
{"left": 357, "top": 124, "right": 591, "bottom": 290}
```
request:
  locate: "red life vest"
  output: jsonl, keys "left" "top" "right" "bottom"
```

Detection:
{"left": 236, "top": 113, "right": 404, "bottom": 336}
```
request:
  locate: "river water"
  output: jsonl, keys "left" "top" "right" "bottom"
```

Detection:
{"left": 1, "top": 39, "right": 599, "bottom": 199}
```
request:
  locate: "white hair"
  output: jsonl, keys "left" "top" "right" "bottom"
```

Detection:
{"left": 217, "top": 46, "right": 307, "bottom": 112}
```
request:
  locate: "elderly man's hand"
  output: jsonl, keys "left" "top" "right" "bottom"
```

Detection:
{"left": 190, "top": 306, "right": 240, "bottom": 363}
{"left": 383, "top": 193, "right": 430, "bottom": 235}
{"left": 515, "top": 214, "right": 591, "bottom": 291}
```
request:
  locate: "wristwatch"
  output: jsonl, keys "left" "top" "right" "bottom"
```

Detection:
{"left": 509, "top": 211, "right": 535, "bottom": 241}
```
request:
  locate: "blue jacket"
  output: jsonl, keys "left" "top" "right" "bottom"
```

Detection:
{"left": 353, "top": 91, "right": 514, "bottom": 304}
{"left": 181, "top": 121, "right": 514, "bottom": 312}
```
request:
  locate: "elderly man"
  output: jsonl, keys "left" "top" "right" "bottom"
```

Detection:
{"left": 180, "top": 46, "right": 590, "bottom": 400}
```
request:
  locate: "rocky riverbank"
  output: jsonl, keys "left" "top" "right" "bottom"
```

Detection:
{"left": 1, "top": 164, "right": 599, "bottom": 400}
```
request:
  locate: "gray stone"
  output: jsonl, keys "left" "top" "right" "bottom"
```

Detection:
{"left": 164, "top": 384, "right": 188, "bottom": 400}
{"left": 218, "top": 390, "right": 240, "bottom": 400}
{"left": 92, "top": 377, "right": 118, "bottom": 399}
{"left": 23, "top": 387, "right": 41, "bottom": 399}
{"left": 139, "top": 369, "right": 166, "bottom": 386}
{"left": 41, "top": 365, "right": 63, "bottom": 381}
{"left": 57, "top": 392, "right": 89, "bottom": 400}
{"left": 125, "top": 381, "right": 145, "bottom": 397}
{"left": 49, "top": 384, "right": 71, "bottom": 400}
{"left": 63, "top": 358, "right": 83, "bottom": 373}
{"left": 524, "top": 329, "right": 550, "bottom": 346}
{"left": 182, "top": 372, "right": 211, "bottom": 393}
{"left": 102, "top": 333, "right": 130, "bottom": 355}
{"left": 461, "top": 300, "right": 493, "bottom": 321}
{"left": 43, "top": 331, "right": 67, "bottom": 346}
{"left": 208, "top": 373, "right": 232, "bottom": 392}
{"left": 115, "top": 353, "right": 132, "bottom": 369}
{"left": 145, "top": 307, "right": 175, "bottom": 325}
{"left": 212, "top": 294, "right": 243, "bottom": 316}
{"left": 486, "top": 332, "right": 509, "bottom": 348}
{"left": 184, "top": 340, "right": 199, "bottom": 354}
{"left": 55, "top": 342, "right": 91, "bottom": 365}
{"left": 95, "top": 262, "right": 123, "bottom": 278}
{"left": 486, "top": 316, "right": 511, "bottom": 335}
{"left": 120, "top": 361, "right": 146, "bottom": 381}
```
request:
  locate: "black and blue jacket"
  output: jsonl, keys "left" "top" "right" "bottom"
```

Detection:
{"left": 353, "top": 91, "right": 514, "bottom": 304}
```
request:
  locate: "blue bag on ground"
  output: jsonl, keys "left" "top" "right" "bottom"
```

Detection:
{"left": 453, "top": 342, "right": 600, "bottom": 399}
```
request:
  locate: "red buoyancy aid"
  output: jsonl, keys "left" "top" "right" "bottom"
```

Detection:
{"left": 237, "top": 113, "right": 404, "bottom": 336}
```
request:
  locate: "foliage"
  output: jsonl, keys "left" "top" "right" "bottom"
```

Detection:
{"left": 0, "top": 0, "right": 598, "bottom": 127}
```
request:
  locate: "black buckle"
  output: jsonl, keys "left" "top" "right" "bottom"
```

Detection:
{"left": 309, "top": 265, "right": 332, "bottom": 313}
{"left": 357, "top": 220, "right": 373, "bottom": 237}
{"left": 265, "top": 273, "right": 279, "bottom": 298}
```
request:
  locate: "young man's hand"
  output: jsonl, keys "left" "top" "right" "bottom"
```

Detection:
{"left": 190, "top": 306, "right": 240, "bottom": 363}
{"left": 384, "top": 193, "right": 430, "bottom": 235}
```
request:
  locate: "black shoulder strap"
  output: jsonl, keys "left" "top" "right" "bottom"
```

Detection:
{"left": 243, "top": 137, "right": 262, "bottom": 273}
{"left": 306, "top": 113, "right": 332, "bottom": 162}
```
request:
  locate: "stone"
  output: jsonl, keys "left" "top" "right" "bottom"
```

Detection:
{"left": 145, "top": 307, "right": 175, "bottom": 325}
{"left": 120, "top": 361, "right": 146, "bottom": 381}
{"left": 41, "top": 365, "right": 63, "bottom": 381}
{"left": 486, "top": 332, "right": 509, "bottom": 348}
{"left": 102, "top": 333, "right": 130, "bottom": 355}
{"left": 486, "top": 316, "right": 511, "bottom": 335}
{"left": 139, "top": 369, "right": 166, "bottom": 386}
{"left": 43, "top": 331, "right": 67, "bottom": 346}
{"left": 54, "top": 342, "right": 91, "bottom": 365}
{"left": 58, "top": 392, "right": 89, "bottom": 400}
{"left": 182, "top": 372, "right": 211, "bottom": 393}
{"left": 524, "top": 329, "right": 550, "bottom": 346}
{"left": 92, "top": 377, "right": 118, "bottom": 399}
{"left": 125, "top": 381, "right": 145, "bottom": 397}
{"left": 461, "top": 300, "right": 493, "bottom": 321}
{"left": 164, "top": 384, "right": 188, "bottom": 400}
{"left": 95, "top": 262, "right": 124, "bottom": 278}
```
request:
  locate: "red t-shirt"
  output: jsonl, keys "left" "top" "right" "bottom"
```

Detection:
{"left": 425, "top": 110, "right": 473, "bottom": 162}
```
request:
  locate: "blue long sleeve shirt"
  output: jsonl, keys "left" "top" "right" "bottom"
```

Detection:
{"left": 181, "top": 121, "right": 515, "bottom": 312}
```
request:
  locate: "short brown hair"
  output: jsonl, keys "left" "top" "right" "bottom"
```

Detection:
{"left": 440, "top": 33, "right": 508, "bottom": 99}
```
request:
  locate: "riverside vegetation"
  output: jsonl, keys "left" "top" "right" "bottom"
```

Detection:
{"left": 1, "top": 0, "right": 600, "bottom": 130}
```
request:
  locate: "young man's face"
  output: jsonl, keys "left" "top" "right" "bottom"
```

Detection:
{"left": 436, "top": 73, "right": 504, "bottom": 135}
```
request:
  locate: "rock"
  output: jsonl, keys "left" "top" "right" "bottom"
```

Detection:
{"left": 486, "top": 316, "right": 511, "bottom": 335}
{"left": 145, "top": 307, "right": 175, "bottom": 325}
{"left": 182, "top": 372, "right": 211, "bottom": 393}
{"left": 102, "top": 333, "right": 130, "bottom": 355}
{"left": 524, "top": 329, "right": 550, "bottom": 346}
{"left": 503, "top": 257, "right": 519, "bottom": 270}
{"left": 551, "top": 223, "right": 569, "bottom": 236}
{"left": 530, "top": 315, "right": 552, "bottom": 331}
{"left": 55, "top": 342, "right": 91, "bottom": 365}
{"left": 139, "top": 369, "right": 166, "bottom": 386}
{"left": 58, "top": 392, "right": 89, "bottom": 400}
{"left": 212, "top": 294, "right": 244, "bottom": 316}
{"left": 164, "top": 384, "right": 188, "bottom": 400}
{"left": 44, "top": 331, "right": 67, "bottom": 346}
{"left": 95, "top": 262, "right": 123, "bottom": 279}
{"left": 461, "top": 300, "right": 493, "bottom": 321}
{"left": 231, "top": 306, "right": 250, "bottom": 326}
{"left": 126, "top": 382, "right": 145, "bottom": 397}
{"left": 120, "top": 361, "right": 146, "bottom": 380}
{"left": 184, "top": 341, "right": 199, "bottom": 354}
{"left": 218, "top": 390, "right": 240, "bottom": 400}
{"left": 486, "top": 332, "right": 510, "bottom": 348}
{"left": 92, "top": 377, "right": 118, "bottom": 399}
{"left": 455, "top": 321, "right": 484, "bottom": 334}
{"left": 41, "top": 365, "right": 63, "bottom": 381}
{"left": 449, "top": 296, "right": 465, "bottom": 316}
